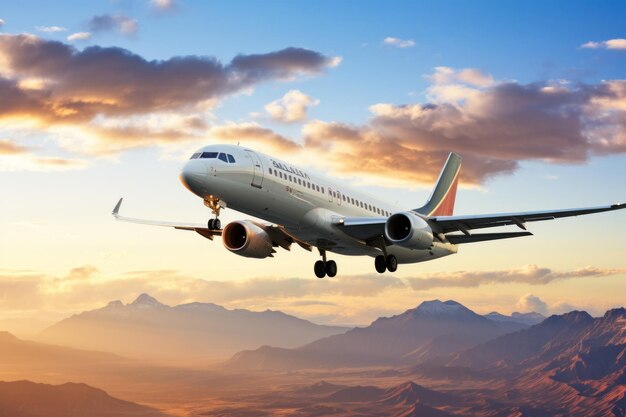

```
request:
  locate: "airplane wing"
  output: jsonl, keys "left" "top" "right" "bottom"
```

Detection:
{"left": 429, "top": 203, "right": 626, "bottom": 235}
{"left": 111, "top": 198, "right": 311, "bottom": 250}
{"left": 335, "top": 203, "right": 625, "bottom": 245}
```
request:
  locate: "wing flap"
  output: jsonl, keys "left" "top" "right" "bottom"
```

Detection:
{"left": 446, "top": 231, "right": 532, "bottom": 244}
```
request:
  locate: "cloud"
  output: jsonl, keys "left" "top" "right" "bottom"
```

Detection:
{"left": 301, "top": 67, "right": 626, "bottom": 185}
{"left": 35, "top": 26, "right": 67, "bottom": 33}
{"left": 0, "top": 34, "right": 339, "bottom": 155}
{"left": 0, "top": 139, "right": 29, "bottom": 154}
{"left": 0, "top": 267, "right": 404, "bottom": 314}
{"left": 88, "top": 14, "right": 138, "bottom": 36}
{"left": 151, "top": 0, "right": 178, "bottom": 12}
{"left": 265, "top": 89, "right": 319, "bottom": 122}
{"left": 208, "top": 122, "right": 300, "bottom": 152}
{"left": 407, "top": 265, "right": 626, "bottom": 291}
{"left": 67, "top": 31, "right": 92, "bottom": 41}
{"left": 383, "top": 37, "right": 415, "bottom": 48}
{"left": 581, "top": 39, "right": 626, "bottom": 50}
{"left": 516, "top": 294, "right": 548, "bottom": 315}
{"left": 0, "top": 18, "right": 4, "bottom": 28}
{"left": 429, "top": 66, "right": 494, "bottom": 87}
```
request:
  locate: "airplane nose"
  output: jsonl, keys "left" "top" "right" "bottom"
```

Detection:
{"left": 179, "top": 160, "right": 207, "bottom": 194}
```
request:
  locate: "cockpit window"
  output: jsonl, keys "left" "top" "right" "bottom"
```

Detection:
{"left": 227, "top": 154, "right": 236, "bottom": 163}
{"left": 201, "top": 152, "right": 218, "bottom": 159}
{"left": 218, "top": 153, "right": 228, "bottom": 162}
{"left": 190, "top": 153, "right": 201, "bottom": 159}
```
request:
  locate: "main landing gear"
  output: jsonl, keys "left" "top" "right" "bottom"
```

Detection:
{"left": 204, "top": 195, "right": 225, "bottom": 231}
{"left": 314, "top": 249, "right": 337, "bottom": 278}
{"left": 368, "top": 235, "right": 398, "bottom": 274}
{"left": 375, "top": 254, "right": 397, "bottom": 273}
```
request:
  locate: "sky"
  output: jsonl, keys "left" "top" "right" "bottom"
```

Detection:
{"left": 0, "top": 0, "right": 625, "bottom": 334}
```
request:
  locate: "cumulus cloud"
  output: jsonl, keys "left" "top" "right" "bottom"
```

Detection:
{"left": 0, "top": 139, "right": 29, "bottom": 154}
{"left": 300, "top": 67, "right": 626, "bottom": 185}
{"left": 265, "top": 90, "right": 319, "bottom": 122}
{"left": 208, "top": 122, "right": 300, "bottom": 152}
{"left": 151, "top": 0, "right": 178, "bottom": 12}
{"left": 516, "top": 293, "right": 548, "bottom": 315}
{"left": 383, "top": 37, "right": 415, "bottom": 48}
{"left": 581, "top": 39, "right": 626, "bottom": 50}
{"left": 407, "top": 265, "right": 626, "bottom": 291}
{"left": 0, "top": 18, "right": 5, "bottom": 28}
{"left": 67, "top": 31, "right": 92, "bottom": 41}
{"left": 88, "top": 14, "right": 138, "bottom": 36}
{"left": 35, "top": 26, "right": 67, "bottom": 33}
{"left": 0, "top": 34, "right": 339, "bottom": 155}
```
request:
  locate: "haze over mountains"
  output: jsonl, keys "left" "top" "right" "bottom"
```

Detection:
{"left": 0, "top": 295, "right": 623, "bottom": 416}
{"left": 37, "top": 293, "right": 348, "bottom": 362}
{"left": 228, "top": 300, "right": 539, "bottom": 369}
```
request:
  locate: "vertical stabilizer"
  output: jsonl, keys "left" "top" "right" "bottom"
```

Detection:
{"left": 414, "top": 153, "right": 462, "bottom": 217}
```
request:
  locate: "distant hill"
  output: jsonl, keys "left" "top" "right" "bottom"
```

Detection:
{"left": 38, "top": 294, "right": 348, "bottom": 362}
{"left": 483, "top": 311, "right": 545, "bottom": 326}
{"left": 0, "top": 331, "right": 126, "bottom": 369}
{"left": 0, "top": 380, "right": 167, "bottom": 417}
{"left": 227, "top": 300, "right": 526, "bottom": 370}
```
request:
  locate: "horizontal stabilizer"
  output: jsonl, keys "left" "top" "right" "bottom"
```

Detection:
{"left": 446, "top": 231, "right": 533, "bottom": 244}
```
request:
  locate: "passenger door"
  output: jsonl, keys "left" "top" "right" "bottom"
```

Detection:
{"left": 245, "top": 150, "right": 264, "bottom": 188}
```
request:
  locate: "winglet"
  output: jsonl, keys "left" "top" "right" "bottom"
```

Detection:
{"left": 112, "top": 198, "right": 123, "bottom": 216}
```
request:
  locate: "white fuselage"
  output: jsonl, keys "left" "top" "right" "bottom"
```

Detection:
{"left": 180, "top": 144, "right": 457, "bottom": 263}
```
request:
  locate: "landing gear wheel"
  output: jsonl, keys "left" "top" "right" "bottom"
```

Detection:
{"left": 375, "top": 255, "right": 387, "bottom": 273}
{"left": 208, "top": 219, "right": 215, "bottom": 230}
{"left": 325, "top": 260, "right": 337, "bottom": 277}
{"left": 386, "top": 255, "right": 398, "bottom": 272}
{"left": 314, "top": 260, "right": 326, "bottom": 278}
{"left": 213, "top": 218, "right": 221, "bottom": 230}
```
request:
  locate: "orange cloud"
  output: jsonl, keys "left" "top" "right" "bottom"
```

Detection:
{"left": 407, "top": 265, "right": 626, "bottom": 291}
{"left": 301, "top": 70, "right": 626, "bottom": 185}
{"left": 0, "top": 34, "right": 340, "bottom": 155}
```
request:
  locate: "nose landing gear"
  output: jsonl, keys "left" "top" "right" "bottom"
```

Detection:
{"left": 314, "top": 249, "right": 337, "bottom": 278}
{"left": 204, "top": 195, "right": 225, "bottom": 231}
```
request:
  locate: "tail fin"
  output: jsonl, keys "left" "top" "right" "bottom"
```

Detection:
{"left": 414, "top": 153, "right": 461, "bottom": 217}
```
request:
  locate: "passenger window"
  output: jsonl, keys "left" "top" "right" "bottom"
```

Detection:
{"left": 289, "top": 175, "right": 293, "bottom": 182}
{"left": 201, "top": 152, "right": 218, "bottom": 158}
{"left": 269, "top": 168, "right": 273, "bottom": 175}
{"left": 298, "top": 178, "right": 302, "bottom": 185}
{"left": 321, "top": 187, "right": 325, "bottom": 194}
{"left": 342, "top": 195, "right": 346, "bottom": 201}
{"left": 218, "top": 153, "right": 228, "bottom": 162}
{"left": 227, "top": 154, "right": 236, "bottom": 163}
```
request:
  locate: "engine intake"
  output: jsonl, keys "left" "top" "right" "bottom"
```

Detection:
{"left": 222, "top": 220, "right": 274, "bottom": 258}
{"left": 385, "top": 212, "right": 433, "bottom": 250}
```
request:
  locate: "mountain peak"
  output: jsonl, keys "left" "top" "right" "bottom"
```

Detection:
{"left": 413, "top": 300, "right": 475, "bottom": 317}
{"left": 105, "top": 300, "right": 124, "bottom": 309}
{"left": 129, "top": 293, "right": 165, "bottom": 308}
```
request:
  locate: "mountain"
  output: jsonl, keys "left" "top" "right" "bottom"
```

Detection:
{"left": 0, "top": 331, "right": 126, "bottom": 368}
{"left": 0, "top": 380, "right": 167, "bottom": 417}
{"left": 227, "top": 300, "right": 524, "bottom": 370}
{"left": 37, "top": 294, "right": 348, "bottom": 362}
{"left": 484, "top": 311, "right": 545, "bottom": 326}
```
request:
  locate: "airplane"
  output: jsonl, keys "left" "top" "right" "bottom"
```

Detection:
{"left": 112, "top": 144, "right": 625, "bottom": 278}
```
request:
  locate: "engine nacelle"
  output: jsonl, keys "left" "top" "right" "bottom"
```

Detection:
{"left": 222, "top": 220, "right": 274, "bottom": 259}
{"left": 385, "top": 211, "right": 433, "bottom": 250}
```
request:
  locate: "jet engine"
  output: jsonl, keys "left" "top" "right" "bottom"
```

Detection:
{"left": 385, "top": 212, "right": 433, "bottom": 250}
{"left": 222, "top": 220, "right": 274, "bottom": 258}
